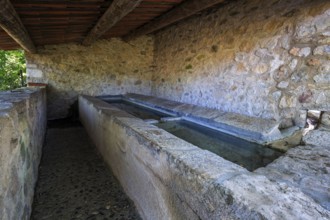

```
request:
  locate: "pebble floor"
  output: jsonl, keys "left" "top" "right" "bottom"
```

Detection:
{"left": 31, "top": 120, "right": 141, "bottom": 220}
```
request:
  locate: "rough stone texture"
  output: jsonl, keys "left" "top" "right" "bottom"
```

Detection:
{"left": 31, "top": 122, "right": 141, "bottom": 220}
{"left": 257, "top": 129, "right": 330, "bottom": 211}
{"left": 25, "top": 0, "right": 330, "bottom": 125}
{"left": 26, "top": 37, "right": 154, "bottom": 119}
{"left": 152, "top": 0, "right": 330, "bottom": 125}
{"left": 0, "top": 88, "right": 46, "bottom": 220}
{"left": 302, "top": 129, "right": 330, "bottom": 148}
{"left": 124, "top": 93, "right": 284, "bottom": 144}
{"left": 79, "top": 95, "right": 330, "bottom": 220}
{"left": 321, "top": 111, "right": 330, "bottom": 128}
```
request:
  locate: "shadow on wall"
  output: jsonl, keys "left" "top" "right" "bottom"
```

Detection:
{"left": 26, "top": 37, "right": 154, "bottom": 120}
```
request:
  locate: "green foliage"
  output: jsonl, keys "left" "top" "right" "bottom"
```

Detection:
{"left": 0, "top": 50, "right": 26, "bottom": 91}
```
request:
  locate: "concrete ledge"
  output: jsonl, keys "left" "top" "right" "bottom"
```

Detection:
{"left": 0, "top": 88, "right": 47, "bottom": 219}
{"left": 256, "top": 143, "right": 330, "bottom": 211}
{"left": 79, "top": 95, "right": 330, "bottom": 220}
{"left": 123, "top": 94, "right": 287, "bottom": 144}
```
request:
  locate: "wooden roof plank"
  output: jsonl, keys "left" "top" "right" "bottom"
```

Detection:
{"left": 0, "top": 0, "right": 36, "bottom": 53}
{"left": 82, "top": 0, "right": 143, "bottom": 46}
{"left": 124, "top": 0, "right": 227, "bottom": 41}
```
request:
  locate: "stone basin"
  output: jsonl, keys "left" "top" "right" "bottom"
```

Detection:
{"left": 79, "top": 94, "right": 330, "bottom": 220}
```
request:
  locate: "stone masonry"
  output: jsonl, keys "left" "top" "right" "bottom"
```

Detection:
{"left": 0, "top": 88, "right": 47, "bottom": 220}
{"left": 79, "top": 95, "right": 330, "bottom": 220}
{"left": 26, "top": 0, "right": 330, "bottom": 126}
{"left": 152, "top": 0, "right": 330, "bottom": 127}
{"left": 26, "top": 37, "right": 154, "bottom": 119}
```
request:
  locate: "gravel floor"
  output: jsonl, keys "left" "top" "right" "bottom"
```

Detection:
{"left": 31, "top": 120, "right": 141, "bottom": 220}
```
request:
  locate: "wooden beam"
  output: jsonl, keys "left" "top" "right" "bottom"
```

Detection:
{"left": 82, "top": 0, "right": 143, "bottom": 46}
{"left": 124, "top": 0, "right": 227, "bottom": 41}
{"left": 0, "top": 0, "right": 36, "bottom": 53}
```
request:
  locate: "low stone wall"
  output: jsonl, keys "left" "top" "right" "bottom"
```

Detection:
{"left": 123, "top": 93, "right": 292, "bottom": 145}
{"left": 256, "top": 129, "right": 330, "bottom": 211}
{"left": 79, "top": 95, "right": 330, "bottom": 220}
{"left": 0, "top": 88, "right": 47, "bottom": 219}
{"left": 26, "top": 37, "right": 154, "bottom": 119}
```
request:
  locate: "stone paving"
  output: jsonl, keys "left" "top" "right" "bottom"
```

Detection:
{"left": 31, "top": 120, "right": 141, "bottom": 220}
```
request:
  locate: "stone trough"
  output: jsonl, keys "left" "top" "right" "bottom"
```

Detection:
{"left": 79, "top": 94, "right": 330, "bottom": 220}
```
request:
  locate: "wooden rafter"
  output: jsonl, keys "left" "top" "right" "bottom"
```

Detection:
{"left": 124, "top": 0, "right": 227, "bottom": 41}
{"left": 0, "top": 0, "right": 36, "bottom": 53}
{"left": 82, "top": 0, "right": 143, "bottom": 46}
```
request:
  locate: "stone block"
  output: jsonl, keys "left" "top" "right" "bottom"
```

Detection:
{"left": 314, "top": 73, "right": 330, "bottom": 84}
{"left": 277, "top": 81, "right": 289, "bottom": 89}
{"left": 314, "top": 45, "right": 330, "bottom": 55}
{"left": 80, "top": 95, "right": 330, "bottom": 219}
{"left": 289, "top": 47, "right": 311, "bottom": 57}
{"left": 256, "top": 144, "right": 330, "bottom": 211}
{"left": 0, "top": 88, "right": 46, "bottom": 220}
{"left": 294, "top": 110, "right": 307, "bottom": 127}
{"left": 303, "top": 130, "right": 330, "bottom": 148}
{"left": 26, "top": 36, "right": 154, "bottom": 119}
{"left": 321, "top": 112, "right": 330, "bottom": 127}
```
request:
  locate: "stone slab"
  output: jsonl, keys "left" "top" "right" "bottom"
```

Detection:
{"left": 79, "top": 95, "right": 330, "bottom": 220}
{"left": 0, "top": 88, "right": 47, "bottom": 220}
{"left": 256, "top": 142, "right": 330, "bottom": 211}
{"left": 303, "top": 130, "right": 330, "bottom": 149}
{"left": 124, "top": 93, "right": 292, "bottom": 144}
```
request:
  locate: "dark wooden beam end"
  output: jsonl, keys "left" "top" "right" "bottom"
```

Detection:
{"left": 124, "top": 0, "right": 227, "bottom": 41}
{"left": 82, "top": 0, "right": 143, "bottom": 46}
{"left": 0, "top": 0, "right": 36, "bottom": 53}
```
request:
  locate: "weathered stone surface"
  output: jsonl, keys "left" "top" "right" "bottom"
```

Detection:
{"left": 279, "top": 96, "right": 297, "bottom": 108}
{"left": 277, "top": 81, "right": 289, "bottom": 89}
{"left": 26, "top": 37, "right": 154, "bottom": 119}
{"left": 294, "top": 109, "right": 307, "bottom": 127}
{"left": 298, "top": 47, "right": 311, "bottom": 57}
{"left": 223, "top": 173, "right": 329, "bottom": 218}
{"left": 80, "top": 95, "right": 330, "bottom": 219}
{"left": 290, "top": 47, "right": 311, "bottom": 57}
{"left": 256, "top": 140, "right": 330, "bottom": 211}
{"left": 23, "top": 0, "right": 330, "bottom": 126}
{"left": 124, "top": 93, "right": 283, "bottom": 143}
{"left": 0, "top": 88, "right": 46, "bottom": 220}
{"left": 321, "top": 111, "right": 330, "bottom": 127}
{"left": 151, "top": 0, "right": 330, "bottom": 124}
{"left": 314, "top": 45, "right": 330, "bottom": 55}
{"left": 303, "top": 130, "right": 330, "bottom": 148}
{"left": 307, "top": 58, "right": 321, "bottom": 66}
{"left": 314, "top": 73, "right": 330, "bottom": 84}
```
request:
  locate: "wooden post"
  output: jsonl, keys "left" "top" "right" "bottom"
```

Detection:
{"left": 0, "top": 0, "right": 36, "bottom": 53}
{"left": 82, "top": 0, "right": 143, "bottom": 46}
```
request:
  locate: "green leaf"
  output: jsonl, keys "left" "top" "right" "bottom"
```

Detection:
{"left": 0, "top": 50, "right": 26, "bottom": 91}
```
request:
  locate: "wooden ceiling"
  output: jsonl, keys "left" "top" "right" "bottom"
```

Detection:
{"left": 0, "top": 0, "right": 228, "bottom": 52}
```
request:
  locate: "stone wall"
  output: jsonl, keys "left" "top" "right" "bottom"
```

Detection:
{"left": 25, "top": 0, "right": 330, "bottom": 123}
{"left": 26, "top": 37, "right": 154, "bottom": 119}
{"left": 79, "top": 95, "right": 330, "bottom": 220}
{"left": 152, "top": 0, "right": 330, "bottom": 126}
{"left": 0, "top": 88, "right": 47, "bottom": 220}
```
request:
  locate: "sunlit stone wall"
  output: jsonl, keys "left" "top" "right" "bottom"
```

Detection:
{"left": 152, "top": 0, "right": 330, "bottom": 127}
{"left": 26, "top": 37, "right": 154, "bottom": 119}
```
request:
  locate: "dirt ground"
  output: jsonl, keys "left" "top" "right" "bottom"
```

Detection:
{"left": 31, "top": 120, "right": 141, "bottom": 220}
